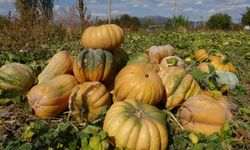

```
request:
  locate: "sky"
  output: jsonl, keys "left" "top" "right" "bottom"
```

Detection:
{"left": 0, "top": 0, "right": 250, "bottom": 22}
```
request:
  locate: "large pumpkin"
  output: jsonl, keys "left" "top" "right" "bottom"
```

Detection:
{"left": 215, "top": 70, "right": 240, "bottom": 90}
{"left": 73, "top": 49, "right": 115, "bottom": 83}
{"left": 27, "top": 74, "right": 78, "bottom": 118}
{"left": 82, "top": 24, "right": 124, "bottom": 50}
{"left": 112, "top": 64, "right": 164, "bottom": 105}
{"left": 38, "top": 51, "right": 73, "bottom": 84}
{"left": 112, "top": 48, "right": 129, "bottom": 71}
{"left": 194, "top": 49, "right": 209, "bottom": 62}
{"left": 0, "top": 63, "right": 35, "bottom": 93}
{"left": 210, "top": 55, "right": 237, "bottom": 73}
{"left": 148, "top": 45, "right": 176, "bottom": 63}
{"left": 103, "top": 99, "right": 168, "bottom": 150}
{"left": 160, "top": 55, "right": 185, "bottom": 70}
{"left": 179, "top": 93, "right": 233, "bottom": 135}
{"left": 69, "top": 81, "right": 111, "bottom": 122}
{"left": 158, "top": 67, "right": 202, "bottom": 108}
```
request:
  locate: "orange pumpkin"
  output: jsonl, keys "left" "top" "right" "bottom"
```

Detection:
{"left": 112, "top": 64, "right": 164, "bottom": 105}
{"left": 148, "top": 45, "right": 176, "bottom": 63}
{"left": 69, "top": 82, "right": 111, "bottom": 122}
{"left": 194, "top": 49, "right": 209, "bottom": 62}
{"left": 197, "top": 62, "right": 212, "bottom": 73}
{"left": 82, "top": 24, "right": 124, "bottom": 50}
{"left": 27, "top": 74, "right": 78, "bottom": 118}
{"left": 179, "top": 93, "right": 233, "bottom": 135}
{"left": 210, "top": 56, "right": 237, "bottom": 73}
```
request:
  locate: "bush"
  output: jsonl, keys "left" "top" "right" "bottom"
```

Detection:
{"left": 207, "top": 13, "right": 232, "bottom": 30}
{"left": 165, "top": 15, "right": 190, "bottom": 31}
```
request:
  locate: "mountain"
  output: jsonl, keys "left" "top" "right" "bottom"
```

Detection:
{"left": 139, "top": 15, "right": 169, "bottom": 24}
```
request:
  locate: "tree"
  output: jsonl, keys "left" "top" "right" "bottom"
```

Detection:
{"left": 38, "top": 0, "right": 54, "bottom": 22}
{"left": 207, "top": 13, "right": 232, "bottom": 30}
{"left": 241, "top": 7, "right": 250, "bottom": 26}
{"left": 78, "top": 0, "right": 91, "bottom": 29}
{"left": 115, "top": 14, "right": 141, "bottom": 31}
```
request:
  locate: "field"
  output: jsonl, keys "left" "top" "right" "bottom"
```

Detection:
{"left": 0, "top": 30, "right": 250, "bottom": 149}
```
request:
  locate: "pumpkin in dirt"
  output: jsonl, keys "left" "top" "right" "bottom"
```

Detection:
{"left": 103, "top": 99, "right": 168, "bottom": 150}
{"left": 112, "top": 48, "right": 129, "bottom": 71}
{"left": 194, "top": 49, "right": 209, "bottom": 62}
{"left": 179, "top": 93, "right": 233, "bottom": 136}
{"left": 82, "top": 24, "right": 124, "bottom": 50}
{"left": 112, "top": 64, "right": 164, "bottom": 105}
{"left": 69, "top": 81, "right": 111, "bottom": 122}
{"left": 160, "top": 56, "right": 185, "bottom": 70}
{"left": 158, "top": 67, "right": 202, "bottom": 109}
{"left": 0, "top": 63, "right": 35, "bottom": 93}
{"left": 27, "top": 74, "right": 78, "bottom": 118}
{"left": 73, "top": 49, "right": 115, "bottom": 83}
{"left": 148, "top": 45, "right": 176, "bottom": 63}
{"left": 210, "top": 55, "right": 237, "bottom": 73}
{"left": 38, "top": 51, "right": 73, "bottom": 84}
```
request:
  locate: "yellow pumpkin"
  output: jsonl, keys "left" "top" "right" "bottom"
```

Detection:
{"left": 38, "top": 51, "right": 73, "bottom": 84}
{"left": 148, "top": 45, "right": 176, "bottom": 63}
{"left": 27, "top": 74, "right": 78, "bottom": 118}
{"left": 158, "top": 67, "right": 202, "bottom": 109}
{"left": 179, "top": 93, "right": 233, "bottom": 135}
{"left": 112, "top": 64, "right": 164, "bottom": 105}
{"left": 194, "top": 49, "right": 209, "bottom": 62}
{"left": 69, "top": 81, "right": 111, "bottom": 122}
{"left": 82, "top": 24, "right": 124, "bottom": 50}
{"left": 210, "top": 56, "right": 237, "bottom": 73}
{"left": 159, "top": 56, "right": 185, "bottom": 70}
{"left": 103, "top": 99, "right": 168, "bottom": 150}
{"left": 197, "top": 62, "right": 212, "bottom": 73}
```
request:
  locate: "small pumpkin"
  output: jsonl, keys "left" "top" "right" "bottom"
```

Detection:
{"left": 38, "top": 51, "right": 73, "bottom": 84}
{"left": 27, "top": 74, "right": 78, "bottom": 118}
{"left": 160, "top": 56, "right": 185, "bottom": 70}
{"left": 103, "top": 99, "right": 168, "bottom": 150}
{"left": 112, "top": 48, "right": 129, "bottom": 71}
{"left": 179, "top": 93, "right": 233, "bottom": 136}
{"left": 112, "top": 64, "right": 164, "bottom": 105}
{"left": 82, "top": 24, "right": 124, "bottom": 50}
{"left": 197, "top": 62, "right": 212, "bottom": 74}
{"left": 69, "top": 81, "right": 111, "bottom": 122}
{"left": 158, "top": 67, "right": 202, "bottom": 109}
{"left": 194, "top": 49, "right": 209, "bottom": 62}
{"left": 210, "top": 55, "right": 237, "bottom": 73}
{"left": 148, "top": 45, "right": 176, "bottom": 63}
{"left": 73, "top": 49, "right": 115, "bottom": 83}
{"left": 215, "top": 70, "right": 240, "bottom": 91}
{"left": 0, "top": 63, "right": 35, "bottom": 93}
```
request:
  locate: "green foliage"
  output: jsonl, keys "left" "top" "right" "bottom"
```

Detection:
{"left": 207, "top": 13, "right": 232, "bottom": 30}
{"left": 241, "top": 7, "right": 250, "bottom": 26}
{"left": 112, "top": 14, "right": 141, "bottom": 31}
{"left": 165, "top": 14, "right": 190, "bottom": 31}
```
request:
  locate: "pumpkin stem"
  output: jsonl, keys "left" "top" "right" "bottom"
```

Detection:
{"left": 164, "top": 109, "right": 185, "bottom": 130}
{"left": 135, "top": 110, "right": 144, "bottom": 118}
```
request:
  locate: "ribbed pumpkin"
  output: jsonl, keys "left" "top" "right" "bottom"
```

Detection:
{"left": 179, "top": 93, "right": 233, "bottom": 135}
{"left": 197, "top": 62, "right": 212, "bottom": 73}
{"left": 215, "top": 70, "right": 240, "bottom": 90}
{"left": 158, "top": 67, "right": 202, "bottom": 108}
{"left": 69, "top": 81, "right": 111, "bottom": 122}
{"left": 160, "top": 56, "right": 185, "bottom": 70}
{"left": 27, "top": 74, "right": 78, "bottom": 118}
{"left": 82, "top": 24, "right": 124, "bottom": 50}
{"left": 194, "top": 49, "right": 209, "bottom": 62}
{"left": 0, "top": 63, "right": 35, "bottom": 93}
{"left": 38, "top": 51, "right": 73, "bottom": 84}
{"left": 112, "top": 48, "right": 129, "bottom": 71}
{"left": 148, "top": 45, "right": 176, "bottom": 63}
{"left": 73, "top": 49, "right": 115, "bottom": 83}
{"left": 103, "top": 100, "right": 168, "bottom": 150}
{"left": 113, "top": 64, "right": 164, "bottom": 105}
{"left": 210, "top": 56, "right": 237, "bottom": 73}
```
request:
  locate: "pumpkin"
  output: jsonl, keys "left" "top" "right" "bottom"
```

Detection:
{"left": 82, "top": 24, "right": 124, "bottom": 50}
{"left": 73, "top": 49, "right": 115, "bottom": 83}
{"left": 0, "top": 63, "right": 35, "bottom": 93}
{"left": 38, "top": 51, "right": 73, "bottom": 84}
{"left": 210, "top": 56, "right": 237, "bottom": 73}
{"left": 69, "top": 81, "right": 111, "bottom": 122}
{"left": 158, "top": 67, "right": 202, "bottom": 108}
{"left": 197, "top": 62, "right": 212, "bottom": 74}
{"left": 160, "top": 56, "right": 185, "bottom": 70}
{"left": 215, "top": 70, "right": 240, "bottom": 90}
{"left": 194, "top": 49, "right": 209, "bottom": 62}
{"left": 112, "top": 48, "right": 129, "bottom": 71}
{"left": 27, "top": 74, "right": 78, "bottom": 118}
{"left": 103, "top": 99, "right": 168, "bottom": 150}
{"left": 112, "top": 64, "right": 164, "bottom": 105}
{"left": 148, "top": 45, "right": 175, "bottom": 63}
{"left": 179, "top": 93, "right": 233, "bottom": 135}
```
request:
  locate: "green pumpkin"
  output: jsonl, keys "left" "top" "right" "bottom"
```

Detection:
{"left": 215, "top": 70, "right": 239, "bottom": 90}
{"left": 0, "top": 63, "right": 36, "bottom": 94}
{"left": 73, "top": 49, "right": 115, "bottom": 83}
{"left": 112, "top": 48, "right": 129, "bottom": 71}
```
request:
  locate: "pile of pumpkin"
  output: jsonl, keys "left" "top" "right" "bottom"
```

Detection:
{"left": 0, "top": 24, "right": 239, "bottom": 150}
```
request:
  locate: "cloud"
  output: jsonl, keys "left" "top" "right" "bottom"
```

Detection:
{"left": 195, "top": 1, "right": 203, "bottom": 5}
{"left": 157, "top": 3, "right": 166, "bottom": 7}
{"left": 89, "top": 0, "right": 97, "bottom": 4}
{"left": 183, "top": 7, "right": 194, "bottom": 12}
{"left": 0, "top": 0, "right": 14, "bottom": 4}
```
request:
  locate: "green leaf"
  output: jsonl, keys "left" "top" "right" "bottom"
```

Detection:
{"left": 192, "top": 68, "right": 208, "bottom": 81}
